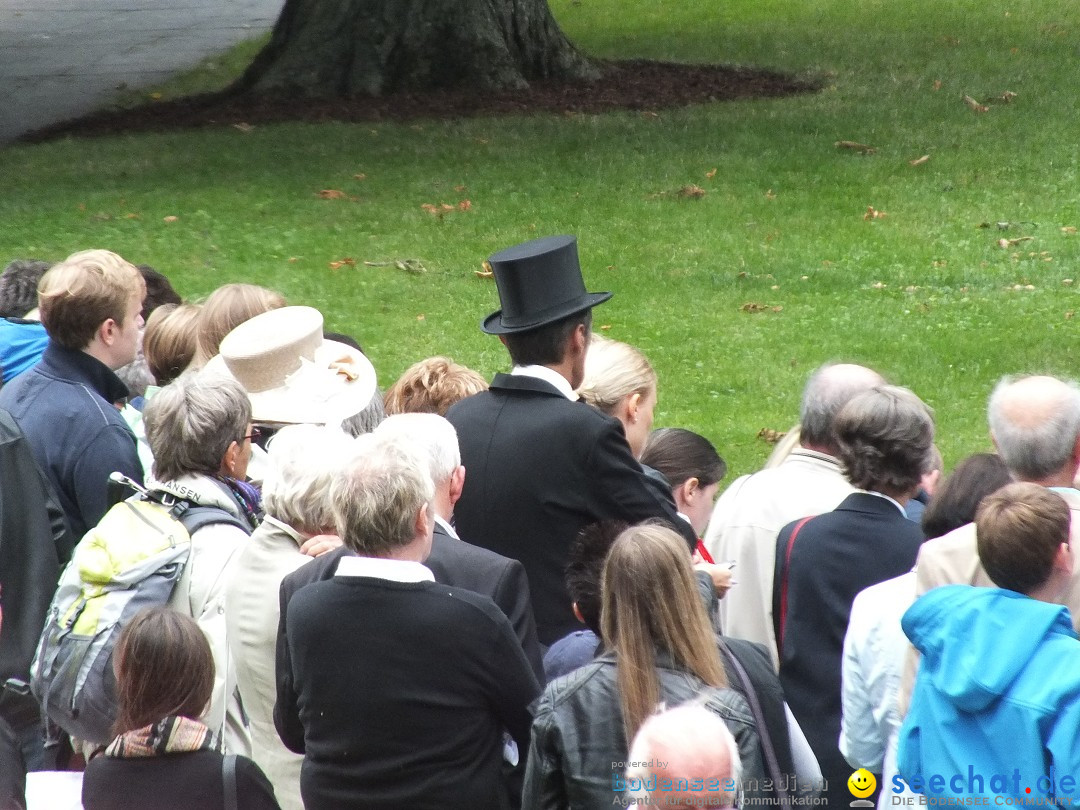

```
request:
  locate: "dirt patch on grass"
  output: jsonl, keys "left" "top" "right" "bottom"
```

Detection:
{"left": 23, "top": 59, "right": 818, "bottom": 142}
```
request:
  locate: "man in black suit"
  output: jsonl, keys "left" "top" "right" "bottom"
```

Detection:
{"left": 275, "top": 431, "right": 538, "bottom": 810}
{"left": 445, "top": 235, "right": 695, "bottom": 646}
{"left": 277, "top": 414, "right": 544, "bottom": 683}
{"left": 772, "top": 385, "right": 934, "bottom": 808}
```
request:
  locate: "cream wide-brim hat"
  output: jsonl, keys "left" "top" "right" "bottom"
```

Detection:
{"left": 204, "top": 305, "right": 377, "bottom": 426}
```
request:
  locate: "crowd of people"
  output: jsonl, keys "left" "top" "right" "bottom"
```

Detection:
{"left": 0, "top": 234, "right": 1078, "bottom": 810}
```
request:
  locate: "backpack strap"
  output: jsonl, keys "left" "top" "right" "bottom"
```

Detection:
{"left": 776, "top": 516, "right": 814, "bottom": 654}
{"left": 177, "top": 505, "right": 253, "bottom": 537}
{"left": 222, "top": 753, "right": 238, "bottom": 810}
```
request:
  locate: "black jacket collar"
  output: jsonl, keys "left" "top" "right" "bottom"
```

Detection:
{"left": 39, "top": 342, "right": 129, "bottom": 403}
{"left": 489, "top": 372, "right": 569, "bottom": 398}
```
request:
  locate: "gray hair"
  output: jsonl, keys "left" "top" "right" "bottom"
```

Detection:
{"left": 373, "top": 413, "right": 460, "bottom": 487}
{"left": 800, "top": 363, "right": 885, "bottom": 452}
{"left": 988, "top": 375, "right": 1080, "bottom": 481}
{"left": 144, "top": 371, "right": 251, "bottom": 482}
{"left": 329, "top": 432, "right": 435, "bottom": 556}
{"left": 626, "top": 704, "right": 742, "bottom": 807}
{"left": 835, "top": 385, "right": 935, "bottom": 493}
{"left": 263, "top": 424, "right": 355, "bottom": 534}
{"left": 339, "top": 387, "right": 387, "bottom": 437}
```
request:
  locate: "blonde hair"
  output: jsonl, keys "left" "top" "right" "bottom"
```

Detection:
{"left": 384, "top": 356, "right": 488, "bottom": 416}
{"left": 577, "top": 335, "right": 657, "bottom": 416}
{"left": 144, "top": 303, "right": 201, "bottom": 385}
{"left": 38, "top": 249, "right": 145, "bottom": 349}
{"left": 601, "top": 523, "right": 728, "bottom": 742}
{"left": 193, "top": 283, "right": 285, "bottom": 366}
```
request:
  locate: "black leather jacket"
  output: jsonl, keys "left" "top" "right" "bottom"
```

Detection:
{"left": 522, "top": 652, "right": 766, "bottom": 809}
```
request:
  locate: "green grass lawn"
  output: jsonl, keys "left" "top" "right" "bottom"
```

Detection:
{"left": 2, "top": 0, "right": 1078, "bottom": 481}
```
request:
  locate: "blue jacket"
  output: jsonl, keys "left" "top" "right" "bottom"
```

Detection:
{"left": 0, "top": 342, "right": 142, "bottom": 540}
{"left": 898, "top": 585, "right": 1080, "bottom": 802}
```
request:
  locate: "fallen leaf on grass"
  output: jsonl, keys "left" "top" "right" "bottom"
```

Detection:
{"left": 678, "top": 185, "right": 707, "bottom": 199}
{"left": 92, "top": 212, "right": 112, "bottom": 221}
{"left": 600, "top": 324, "right": 612, "bottom": 331}
{"left": 1063, "top": 279, "right": 1074, "bottom": 286}
{"left": 705, "top": 168, "right": 718, "bottom": 179}
{"left": 124, "top": 213, "right": 140, "bottom": 219}
{"left": 963, "top": 95, "right": 989, "bottom": 113}
{"left": 457, "top": 199, "right": 472, "bottom": 212}
{"left": 998, "top": 236, "right": 1034, "bottom": 248}
{"left": 757, "top": 428, "right": 787, "bottom": 444}
{"left": 765, "top": 189, "right": 777, "bottom": 200}
{"left": 232, "top": 123, "right": 254, "bottom": 133}
{"left": 163, "top": 215, "right": 179, "bottom": 223}
{"left": 740, "top": 302, "right": 783, "bottom": 314}
{"left": 932, "top": 80, "right": 943, "bottom": 91}
{"left": 1062, "top": 227, "right": 1077, "bottom": 235}
{"left": 416, "top": 314, "right": 425, "bottom": 321}
{"left": 864, "top": 206, "right": 887, "bottom": 220}
{"left": 363, "top": 259, "right": 427, "bottom": 274}
{"left": 353, "top": 173, "right": 367, "bottom": 181}
{"left": 835, "top": 141, "right": 877, "bottom": 154}
{"left": 454, "top": 185, "right": 467, "bottom": 192}
{"left": 318, "top": 189, "right": 349, "bottom": 199}
{"left": 1067, "top": 312, "right": 1075, "bottom": 320}
{"left": 909, "top": 154, "right": 931, "bottom": 166}
{"left": 993, "top": 91, "right": 1018, "bottom": 104}
{"left": 328, "top": 258, "right": 356, "bottom": 270}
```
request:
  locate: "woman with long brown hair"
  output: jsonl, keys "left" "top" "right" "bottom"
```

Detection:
{"left": 81, "top": 607, "right": 279, "bottom": 810}
{"left": 522, "top": 523, "right": 765, "bottom": 809}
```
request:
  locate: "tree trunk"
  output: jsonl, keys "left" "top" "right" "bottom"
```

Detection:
{"left": 235, "top": 0, "right": 598, "bottom": 97}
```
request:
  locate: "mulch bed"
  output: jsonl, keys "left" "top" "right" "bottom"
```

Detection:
{"left": 22, "top": 59, "right": 818, "bottom": 143}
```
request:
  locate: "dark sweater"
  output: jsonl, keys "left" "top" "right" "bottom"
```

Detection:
{"left": 81, "top": 750, "right": 279, "bottom": 810}
{"left": 275, "top": 575, "right": 540, "bottom": 810}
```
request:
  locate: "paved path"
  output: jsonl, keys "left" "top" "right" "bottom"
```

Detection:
{"left": 0, "top": 0, "right": 284, "bottom": 145}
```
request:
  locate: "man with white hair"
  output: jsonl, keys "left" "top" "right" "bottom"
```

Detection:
{"left": 703, "top": 362, "right": 885, "bottom": 663}
{"left": 225, "top": 424, "right": 354, "bottom": 810}
{"left": 625, "top": 704, "right": 742, "bottom": 808}
{"left": 916, "top": 375, "right": 1080, "bottom": 619}
{"left": 274, "top": 431, "right": 539, "bottom": 809}
{"left": 277, "top": 413, "right": 543, "bottom": 681}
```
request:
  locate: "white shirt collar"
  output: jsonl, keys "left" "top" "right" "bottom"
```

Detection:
{"left": 862, "top": 490, "right": 907, "bottom": 517}
{"left": 334, "top": 556, "right": 435, "bottom": 583}
{"left": 434, "top": 515, "right": 459, "bottom": 540}
{"left": 510, "top": 365, "right": 576, "bottom": 400}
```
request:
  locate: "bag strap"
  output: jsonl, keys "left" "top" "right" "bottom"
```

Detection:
{"left": 776, "top": 516, "right": 814, "bottom": 653}
{"left": 222, "top": 753, "right": 238, "bottom": 810}
{"left": 720, "top": 644, "right": 792, "bottom": 810}
{"left": 179, "top": 505, "right": 253, "bottom": 537}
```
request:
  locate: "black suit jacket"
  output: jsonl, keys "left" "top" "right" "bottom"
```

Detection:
{"left": 278, "top": 523, "right": 544, "bottom": 683}
{"left": 773, "top": 492, "right": 924, "bottom": 807}
{"left": 445, "top": 374, "right": 695, "bottom": 645}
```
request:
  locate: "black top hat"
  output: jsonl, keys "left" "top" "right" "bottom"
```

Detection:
{"left": 481, "top": 235, "right": 612, "bottom": 335}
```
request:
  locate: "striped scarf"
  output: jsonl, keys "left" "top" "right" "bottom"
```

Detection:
{"left": 103, "top": 716, "right": 214, "bottom": 758}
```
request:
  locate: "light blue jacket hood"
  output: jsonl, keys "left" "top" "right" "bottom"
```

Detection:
{"left": 902, "top": 585, "right": 1075, "bottom": 712}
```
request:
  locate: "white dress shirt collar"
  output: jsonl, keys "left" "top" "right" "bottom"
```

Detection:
{"left": 334, "top": 555, "right": 435, "bottom": 583}
{"left": 434, "top": 515, "right": 459, "bottom": 540}
{"left": 510, "top": 364, "right": 576, "bottom": 400}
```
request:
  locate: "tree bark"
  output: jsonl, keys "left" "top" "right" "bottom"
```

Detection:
{"left": 235, "top": 0, "right": 598, "bottom": 97}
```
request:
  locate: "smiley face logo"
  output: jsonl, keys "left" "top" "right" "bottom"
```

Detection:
{"left": 848, "top": 769, "right": 877, "bottom": 799}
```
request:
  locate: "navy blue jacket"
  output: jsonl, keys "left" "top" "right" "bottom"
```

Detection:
{"left": 0, "top": 342, "right": 142, "bottom": 540}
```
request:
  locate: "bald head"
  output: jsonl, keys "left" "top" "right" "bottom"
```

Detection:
{"left": 626, "top": 704, "right": 741, "bottom": 807}
{"left": 800, "top": 363, "right": 886, "bottom": 454}
{"left": 988, "top": 375, "right": 1080, "bottom": 484}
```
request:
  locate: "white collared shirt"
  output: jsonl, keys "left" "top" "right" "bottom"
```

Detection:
{"left": 510, "top": 364, "right": 576, "bottom": 400}
{"left": 434, "top": 515, "right": 459, "bottom": 540}
{"left": 334, "top": 555, "right": 435, "bottom": 583}
{"left": 863, "top": 490, "right": 907, "bottom": 517}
